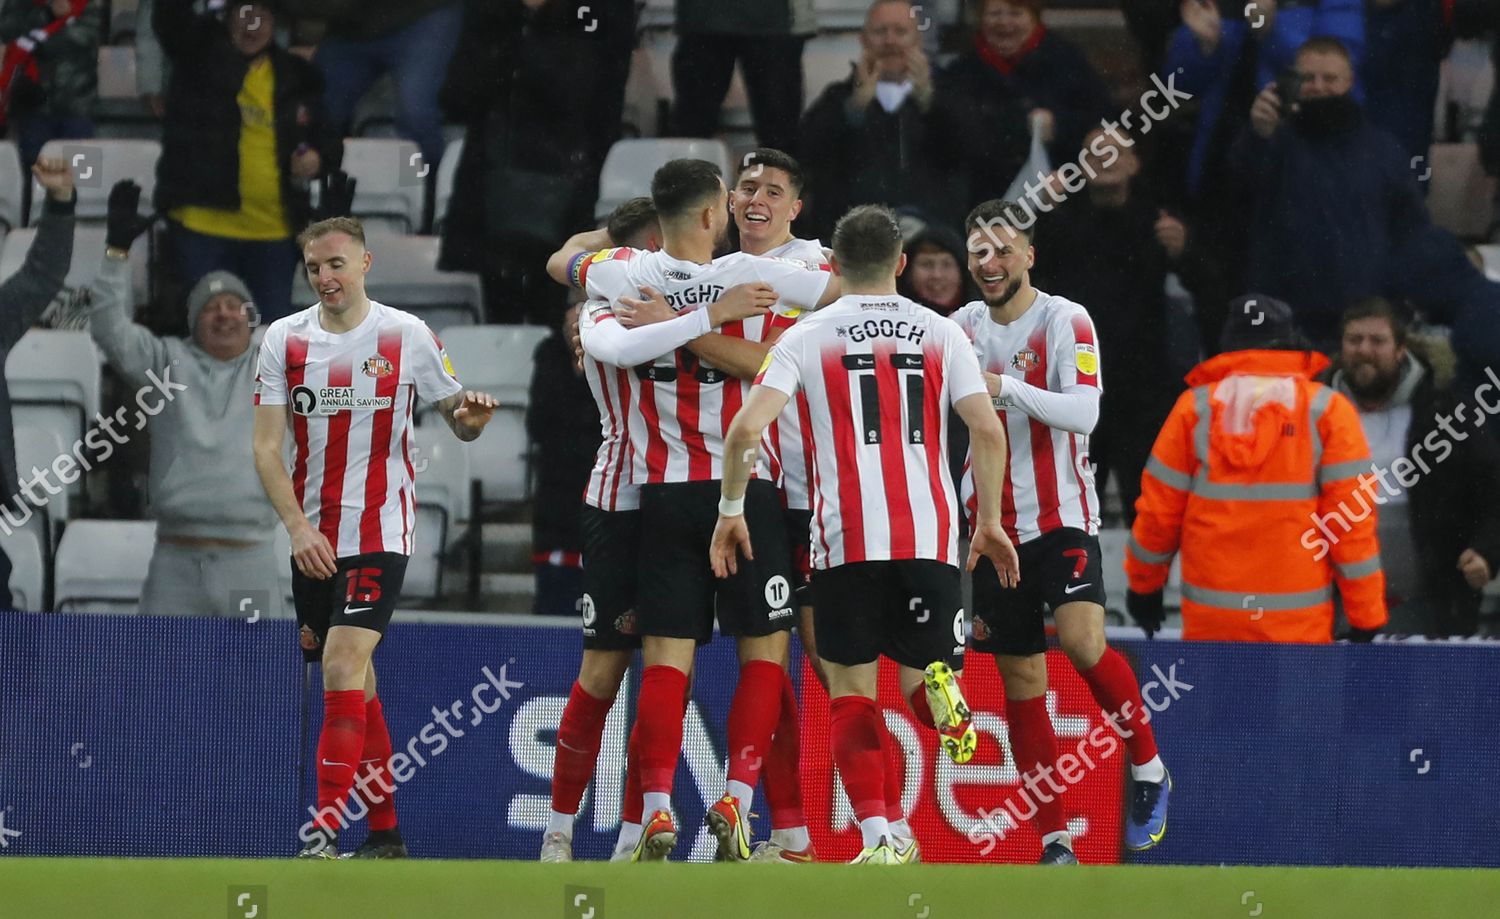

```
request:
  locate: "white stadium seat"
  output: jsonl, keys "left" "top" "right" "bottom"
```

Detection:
{"left": 438, "top": 325, "right": 550, "bottom": 504}
{"left": 292, "top": 234, "right": 482, "bottom": 330}
{"left": 6, "top": 331, "right": 103, "bottom": 468}
{"left": 53, "top": 519, "right": 156, "bottom": 613}
{"left": 408, "top": 432, "right": 471, "bottom": 600}
{"left": 0, "top": 141, "right": 22, "bottom": 232}
{"left": 1097, "top": 526, "right": 1182, "bottom": 611}
{"left": 14, "top": 423, "right": 73, "bottom": 530}
{"left": 30, "top": 139, "right": 160, "bottom": 224}
{"left": 595, "top": 138, "right": 732, "bottom": 219}
{"left": 0, "top": 519, "right": 45, "bottom": 611}
{"left": 97, "top": 46, "right": 138, "bottom": 100}
{"left": 342, "top": 137, "right": 428, "bottom": 234}
{"left": 0, "top": 225, "right": 151, "bottom": 307}
{"left": 433, "top": 135, "right": 464, "bottom": 233}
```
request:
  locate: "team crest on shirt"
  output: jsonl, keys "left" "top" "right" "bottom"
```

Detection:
{"left": 971, "top": 613, "right": 990, "bottom": 643}
{"left": 1011, "top": 348, "right": 1040, "bottom": 372}
{"left": 361, "top": 355, "right": 395, "bottom": 378}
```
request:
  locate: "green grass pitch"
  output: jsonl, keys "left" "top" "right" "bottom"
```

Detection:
{"left": 3, "top": 858, "right": 1496, "bottom": 919}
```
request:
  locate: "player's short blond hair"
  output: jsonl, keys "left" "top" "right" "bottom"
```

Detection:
{"left": 297, "top": 216, "right": 367, "bottom": 251}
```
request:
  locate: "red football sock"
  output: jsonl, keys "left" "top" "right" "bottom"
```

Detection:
{"left": 315, "top": 689, "right": 367, "bottom": 833}
{"left": 356, "top": 695, "right": 398, "bottom": 831}
{"left": 636, "top": 665, "right": 689, "bottom": 794}
{"left": 763, "top": 669, "right": 805, "bottom": 830}
{"left": 880, "top": 717, "right": 904, "bottom": 822}
{"left": 725, "top": 659, "right": 784, "bottom": 794}
{"left": 907, "top": 685, "right": 936, "bottom": 729}
{"left": 551, "top": 681, "right": 616, "bottom": 816}
{"left": 1005, "top": 695, "right": 1067, "bottom": 836}
{"left": 829, "top": 695, "right": 886, "bottom": 823}
{"left": 621, "top": 717, "right": 643, "bottom": 825}
{"left": 1079, "top": 648, "right": 1159, "bottom": 766}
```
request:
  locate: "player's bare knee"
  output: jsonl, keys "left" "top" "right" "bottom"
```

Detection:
{"left": 577, "top": 649, "right": 630, "bottom": 699}
{"left": 996, "top": 654, "right": 1048, "bottom": 700}
{"left": 322, "top": 649, "right": 366, "bottom": 691}
{"left": 736, "top": 630, "right": 788, "bottom": 665}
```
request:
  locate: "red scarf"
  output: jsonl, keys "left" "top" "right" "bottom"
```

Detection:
{"left": 0, "top": 0, "right": 90, "bottom": 127}
{"left": 973, "top": 24, "right": 1046, "bottom": 76}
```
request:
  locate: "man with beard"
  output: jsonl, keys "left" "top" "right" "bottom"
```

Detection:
{"left": 1324, "top": 298, "right": 1500, "bottom": 637}
{"left": 1233, "top": 36, "right": 1427, "bottom": 349}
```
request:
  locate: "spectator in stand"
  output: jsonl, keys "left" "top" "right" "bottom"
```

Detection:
{"left": 297, "top": 0, "right": 462, "bottom": 175}
{"left": 671, "top": 0, "right": 815, "bottom": 153}
{"left": 0, "top": 157, "right": 73, "bottom": 609}
{"left": 943, "top": 0, "right": 1110, "bottom": 182}
{"left": 1363, "top": 0, "right": 1451, "bottom": 166}
{"left": 1232, "top": 36, "right": 1425, "bottom": 350}
{"left": 154, "top": 0, "right": 333, "bottom": 327}
{"left": 438, "top": 0, "right": 635, "bottom": 325}
{"left": 529, "top": 198, "right": 661, "bottom": 616}
{"left": 1323, "top": 299, "right": 1500, "bottom": 637}
{"left": 1126, "top": 295, "right": 1387, "bottom": 643}
{"left": 85, "top": 180, "right": 284, "bottom": 619}
{"left": 800, "top": 0, "right": 980, "bottom": 241}
{"left": 897, "top": 226, "right": 972, "bottom": 317}
{"left": 0, "top": 0, "right": 102, "bottom": 169}
{"left": 1031, "top": 126, "right": 1219, "bottom": 525}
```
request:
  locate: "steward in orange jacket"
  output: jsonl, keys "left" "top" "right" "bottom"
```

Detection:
{"left": 1125, "top": 296, "right": 1388, "bottom": 642}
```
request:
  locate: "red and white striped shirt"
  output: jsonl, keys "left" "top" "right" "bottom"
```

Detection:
{"left": 756, "top": 294, "right": 988, "bottom": 569}
{"left": 254, "top": 301, "right": 463, "bottom": 557}
{"left": 952, "top": 291, "right": 1102, "bottom": 545}
{"left": 758, "top": 237, "right": 827, "bottom": 511}
{"left": 580, "top": 347, "right": 640, "bottom": 512}
{"left": 574, "top": 247, "right": 831, "bottom": 484}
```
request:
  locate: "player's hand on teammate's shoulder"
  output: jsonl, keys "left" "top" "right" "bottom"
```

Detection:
{"left": 290, "top": 520, "right": 337, "bottom": 580}
{"left": 709, "top": 514, "right": 754, "bottom": 579}
{"left": 616, "top": 286, "right": 675, "bottom": 328}
{"left": 968, "top": 521, "right": 1020, "bottom": 587}
{"left": 707, "top": 283, "right": 778, "bottom": 328}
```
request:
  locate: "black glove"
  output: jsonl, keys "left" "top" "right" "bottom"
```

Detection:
{"left": 106, "top": 180, "right": 154, "bottom": 250}
{"left": 1126, "top": 590, "right": 1165, "bottom": 638}
{"left": 318, "top": 170, "right": 357, "bottom": 220}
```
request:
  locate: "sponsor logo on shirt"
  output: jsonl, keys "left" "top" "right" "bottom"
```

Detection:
{"left": 362, "top": 355, "right": 395, "bottom": 378}
{"left": 289, "top": 384, "right": 394, "bottom": 416}
{"left": 856, "top": 299, "right": 900, "bottom": 312}
{"left": 664, "top": 269, "right": 691, "bottom": 281}
{"left": 1011, "top": 348, "right": 1040, "bottom": 372}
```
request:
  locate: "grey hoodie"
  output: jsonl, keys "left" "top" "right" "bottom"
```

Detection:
{"left": 86, "top": 256, "right": 275, "bottom": 541}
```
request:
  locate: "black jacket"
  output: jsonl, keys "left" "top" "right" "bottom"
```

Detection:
{"left": 799, "top": 77, "right": 979, "bottom": 241}
{"left": 1327, "top": 356, "right": 1500, "bottom": 636}
{"left": 152, "top": 0, "right": 332, "bottom": 232}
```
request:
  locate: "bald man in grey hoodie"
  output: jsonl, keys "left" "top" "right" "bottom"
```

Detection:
{"left": 87, "top": 179, "right": 283, "bottom": 618}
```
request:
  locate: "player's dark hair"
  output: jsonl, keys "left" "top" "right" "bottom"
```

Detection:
{"left": 298, "top": 216, "right": 366, "bottom": 251}
{"left": 1341, "top": 297, "right": 1409, "bottom": 347}
{"left": 964, "top": 199, "right": 1033, "bottom": 246}
{"left": 650, "top": 159, "right": 724, "bottom": 222}
{"left": 831, "top": 204, "right": 904, "bottom": 284}
{"left": 736, "top": 148, "right": 805, "bottom": 196}
{"left": 607, "top": 197, "right": 659, "bottom": 245}
{"left": 1297, "top": 35, "right": 1352, "bottom": 65}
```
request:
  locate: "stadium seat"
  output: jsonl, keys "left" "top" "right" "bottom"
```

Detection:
{"left": 29, "top": 139, "right": 160, "bottom": 225}
{"left": 438, "top": 326, "right": 549, "bottom": 504}
{"left": 0, "top": 515, "right": 45, "bottom": 611}
{"left": 53, "top": 519, "right": 156, "bottom": 613}
{"left": 5, "top": 330, "right": 103, "bottom": 466}
{"left": 14, "top": 422, "right": 73, "bottom": 531}
{"left": 293, "top": 234, "right": 482, "bottom": 330}
{"left": 433, "top": 135, "right": 464, "bottom": 233}
{"left": 1477, "top": 244, "right": 1500, "bottom": 282}
{"left": 341, "top": 137, "right": 428, "bottom": 234}
{"left": 596, "top": 138, "right": 732, "bottom": 219}
{"left": 0, "top": 225, "right": 151, "bottom": 307}
{"left": 97, "top": 46, "right": 137, "bottom": 100}
{"left": 1426, "top": 143, "right": 1496, "bottom": 240}
{"left": 1097, "top": 526, "right": 1182, "bottom": 612}
{"left": 272, "top": 525, "right": 293, "bottom": 610}
{"left": 109, "top": 0, "right": 138, "bottom": 43}
{"left": 408, "top": 432, "right": 471, "bottom": 600}
{"left": 0, "top": 141, "right": 23, "bottom": 233}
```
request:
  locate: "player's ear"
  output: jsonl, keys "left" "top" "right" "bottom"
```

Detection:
{"left": 362, "top": 248, "right": 372, "bottom": 274}
{"left": 828, "top": 252, "right": 844, "bottom": 278}
{"left": 894, "top": 252, "right": 908, "bottom": 277}
{"left": 789, "top": 197, "right": 803, "bottom": 221}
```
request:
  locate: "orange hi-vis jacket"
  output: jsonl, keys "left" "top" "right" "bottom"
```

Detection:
{"left": 1126, "top": 350, "right": 1388, "bottom": 642}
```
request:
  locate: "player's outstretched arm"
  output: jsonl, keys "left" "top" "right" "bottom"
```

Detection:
{"left": 545, "top": 227, "right": 615, "bottom": 288}
{"left": 955, "top": 391, "right": 1020, "bottom": 584}
{"left": 434, "top": 389, "right": 499, "bottom": 442}
{"left": 710, "top": 383, "right": 791, "bottom": 578}
{"left": 253, "top": 403, "right": 336, "bottom": 580}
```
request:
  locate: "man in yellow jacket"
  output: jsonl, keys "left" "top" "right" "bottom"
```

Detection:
{"left": 1125, "top": 295, "right": 1388, "bottom": 642}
